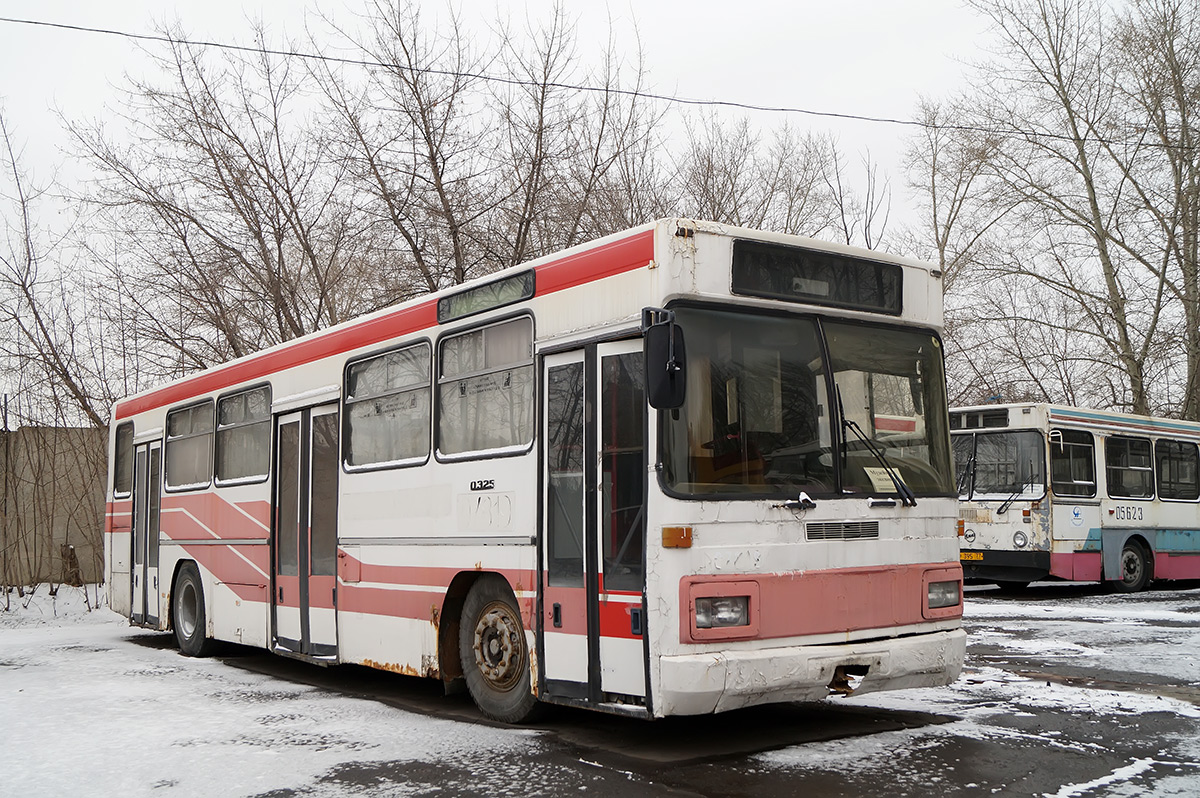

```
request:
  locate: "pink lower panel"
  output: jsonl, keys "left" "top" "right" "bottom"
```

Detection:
{"left": 679, "top": 562, "right": 962, "bottom": 644}
{"left": 1154, "top": 552, "right": 1200, "bottom": 581}
{"left": 1050, "top": 552, "right": 1102, "bottom": 582}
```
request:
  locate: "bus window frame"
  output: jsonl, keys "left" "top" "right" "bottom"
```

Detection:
{"left": 342, "top": 338, "right": 434, "bottom": 473}
{"left": 163, "top": 398, "right": 215, "bottom": 493}
{"left": 213, "top": 383, "right": 273, "bottom": 487}
{"left": 1154, "top": 438, "right": 1200, "bottom": 502}
{"left": 1105, "top": 434, "right": 1155, "bottom": 501}
{"left": 112, "top": 421, "right": 134, "bottom": 498}
{"left": 654, "top": 300, "right": 956, "bottom": 502}
{"left": 434, "top": 312, "right": 537, "bottom": 464}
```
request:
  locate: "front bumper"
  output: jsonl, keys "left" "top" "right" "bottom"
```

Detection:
{"left": 960, "top": 549, "right": 1050, "bottom": 583}
{"left": 655, "top": 627, "right": 966, "bottom": 717}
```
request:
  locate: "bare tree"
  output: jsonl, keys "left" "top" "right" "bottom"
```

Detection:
{"left": 319, "top": 1, "right": 663, "bottom": 290}
{"left": 671, "top": 116, "right": 867, "bottom": 242}
{"left": 71, "top": 23, "right": 389, "bottom": 377}
{"left": 824, "top": 144, "right": 891, "bottom": 250}
{"left": 911, "top": 0, "right": 1199, "bottom": 415}
{"left": 1109, "top": 0, "right": 1200, "bottom": 418}
{"left": 0, "top": 112, "right": 113, "bottom": 428}
{"left": 903, "top": 98, "right": 1007, "bottom": 293}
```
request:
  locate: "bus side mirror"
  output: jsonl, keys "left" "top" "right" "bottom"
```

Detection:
{"left": 642, "top": 308, "right": 686, "bottom": 410}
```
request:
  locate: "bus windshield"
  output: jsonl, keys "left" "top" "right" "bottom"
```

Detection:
{"left": 661, "top": 307, "right": 954, "bottom": 497}
{"left": 953, "top": 430, "right": 1046, "bottom": 500}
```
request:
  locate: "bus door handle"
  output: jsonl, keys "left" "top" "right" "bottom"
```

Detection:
{"left": 552, "top": 603, "right": 562, "bottom": 628}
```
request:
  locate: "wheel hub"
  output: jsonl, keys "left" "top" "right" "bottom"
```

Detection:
{"left": 473, "top": 602, "right": 523, "bottom": 691}
{"left": 1121, "top": 550, "right": 1143, "bottom": 583}
{"left": 178, "top": 582, "right": 198, "bottom": 638}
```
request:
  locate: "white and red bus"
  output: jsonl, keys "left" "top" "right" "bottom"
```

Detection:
{"left": 953, "top": 403, "right": 1200, "bottom": 592}
{"left": 105, "top": 219, "right": 965, "bottom": 721}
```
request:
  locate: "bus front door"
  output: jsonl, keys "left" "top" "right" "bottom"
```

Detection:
{"left": 130, "top": 441, "right": 162, "bottom": 627}
{"left": 272, "top": 404, "right": 340, "bottom": 660}
{"left": 540, "top": 340, "right": 647, "bottom": 706}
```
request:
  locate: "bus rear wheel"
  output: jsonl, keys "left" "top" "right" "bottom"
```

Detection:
{"left": 173, "top": 562, "right": 217, "bottom": 657}
{"left": 1109, "top": 541, "right": 1150, "bottom": 594}
{"left": 459, "top": 575, "right": 539, "bottom": 723}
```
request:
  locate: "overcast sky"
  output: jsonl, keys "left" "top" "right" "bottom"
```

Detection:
{"left": 0, "top": 1, "right": 990, "bottom": 218}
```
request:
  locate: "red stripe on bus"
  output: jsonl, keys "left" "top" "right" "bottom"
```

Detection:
{"left": 105, "top": 500, "right": 133, "bottom": 534}
{"left": 543, "top": 582, "right": 644, "bottom": 639}
{"left": 1154, "top": 551, "right": 1200, "bottom": 580}
{"left": 875, "top": 416, "right": 917, "bottom": 432}
{"left": 339, "top": 552, "right": 536, "bottom": 594}
{"left": 161, "top": 493, "right": 271, "bottom": 540}
{"left": 115, "top": 301, "right": 437, "bottom": 419}
{"left": 1050, "top": 551, "right": 1102, "bottom": 581}
{"left": 178, "top": 543, "right": 270, "bottom": 602}
{"left": 534, "top": 229, "right": 654, "bottom": 294}
{"left": 113, "top": 229, "right": 654, "bottom": 420}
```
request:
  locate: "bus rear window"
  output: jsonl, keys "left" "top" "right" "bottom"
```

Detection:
{"left": 113, "top": 422, "right": 133, "bottom": 497}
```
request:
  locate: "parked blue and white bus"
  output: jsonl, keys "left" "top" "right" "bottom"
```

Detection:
{"left": 952, "top": 403, "right": 1200, "bottom": 591}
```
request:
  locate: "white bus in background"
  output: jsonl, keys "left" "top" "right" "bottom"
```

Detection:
{"left": 952, "top": 403, "right": 1200, "bottom": 592}
{"left": 105, "top": 218, "right": 965, "bottom": 722}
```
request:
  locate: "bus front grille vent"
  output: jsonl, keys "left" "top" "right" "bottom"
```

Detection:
{"left": 806, "top": 521, "right": 880, "bottom": 541}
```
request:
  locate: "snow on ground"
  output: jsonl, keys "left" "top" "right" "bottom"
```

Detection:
{"left": 0, "top": 585, "right": 548, "bottom": 797}
{"left": 3, "top": 583, "right": 1200, "bottom": 796}
{"left": 756, "top": 585, "right": 1200, "bottom": 796}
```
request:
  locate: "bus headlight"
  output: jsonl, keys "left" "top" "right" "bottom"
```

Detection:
{"left": 927, "top": 580, "right": 960, "bottom": 609}
{"left": 694, "top": 596, "right": 749, "bottom": 628}
{"left": 1013, "top": 531, "right": 1029, "bottom": 548}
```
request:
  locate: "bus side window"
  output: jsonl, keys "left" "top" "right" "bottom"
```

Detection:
{"left": 1156, "top": 439, "right": 1199, "bottom": 501}
{"left": 113, "top": 422, "right": 134, "bottom": 497}
{"left": 165, "top": 401, "right": 215, "bottom": 491}
{"left": 437, "top": 317, "right": 534, "bottom": 457}
{"left": 1106, "top": 436, "right": 1154, "bottom": 499}
{"left": 216, "top": 386, "right": 271, "bottom": 483}
{"left": 1050, "top": 429, "right": 1096, "bottom": 498}
{"left": 345, "top": 343, "right": 431, "bottom": 468}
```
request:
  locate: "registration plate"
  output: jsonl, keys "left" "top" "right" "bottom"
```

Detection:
{"left": 960, "top": 552, "right": 984, "bottom": 561}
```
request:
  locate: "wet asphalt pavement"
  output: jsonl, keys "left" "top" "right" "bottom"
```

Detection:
{"left": 224, "top": 581, "right": 1200, "bottom": 797}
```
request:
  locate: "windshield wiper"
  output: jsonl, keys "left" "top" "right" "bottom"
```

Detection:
{"left": 836, "top": 387, "right": 918, "bottom": 507}
{"left": 956, "top": 450, "right": 975, "bottom": 496}
{"left": 997, "top": 463, "right": 1036, "bottom": 515}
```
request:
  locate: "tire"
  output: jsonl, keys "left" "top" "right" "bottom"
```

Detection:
{"left": 173, "top": 562, "right": 217, "bottom": 657}
{"left": 458, "top": 575, "right": 539, "bottom": 723}
{"left": 1108, "top": 541, "right": 1151, "bottom": 594}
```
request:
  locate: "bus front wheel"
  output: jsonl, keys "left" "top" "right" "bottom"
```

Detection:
{"left": 1109, "top": 541, "right": 1150, "bottom": 594}
{"left": 173, "top": 562, "right": 217, "bottom": 657}
{"left": 459, "top": 575, "right": 539, "bottom": 723}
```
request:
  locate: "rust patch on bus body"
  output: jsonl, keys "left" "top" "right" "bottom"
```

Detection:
{"left": 362, "top": 659, "right": 420, "bottom": 678}
{"left": 430, "top": 604, "right": 441, "bottom": 631}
